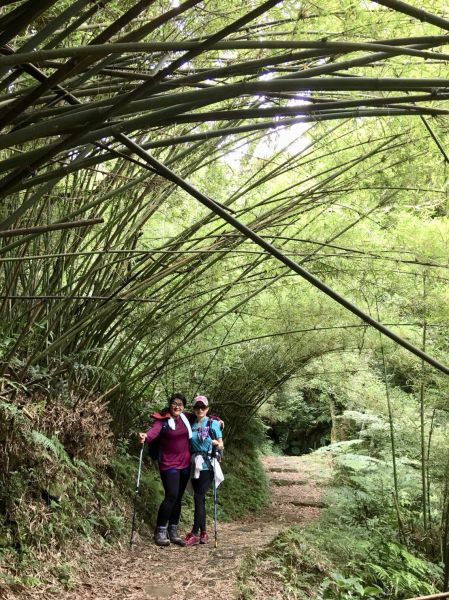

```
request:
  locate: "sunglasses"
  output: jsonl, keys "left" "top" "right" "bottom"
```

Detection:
{"left": 193, "top": 404, "right": 207, "bottom": 409}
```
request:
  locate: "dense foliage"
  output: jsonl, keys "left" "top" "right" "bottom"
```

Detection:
{"left": 0, "top": 0, "right": 449, "bottom": 594}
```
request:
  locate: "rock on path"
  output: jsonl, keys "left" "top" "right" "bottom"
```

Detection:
{"left": 20, "top": 454, "right": 330, "bottom": 600}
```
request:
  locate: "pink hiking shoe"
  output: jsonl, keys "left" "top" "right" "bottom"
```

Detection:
{"left": 183, "top": 532, "right": 200, "bottom": 546}
{"left": 200, "top": 531, "right": 209, "bottom": 544}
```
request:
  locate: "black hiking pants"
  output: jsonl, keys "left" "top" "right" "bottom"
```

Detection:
{"left": 157, "top": 467, "right": 190, "bottom": 527}
{"left": 192, "top": 469, "right": 213, "bottom": 534}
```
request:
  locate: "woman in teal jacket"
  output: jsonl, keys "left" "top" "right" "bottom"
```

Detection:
{"left": 183, "top": 395, "right": 223, "bottom": 546}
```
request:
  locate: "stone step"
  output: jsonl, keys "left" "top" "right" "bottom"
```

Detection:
{"left": 288, "top": 499, "right": 327, "bottom": 508}
{"left": 270, "top": 478, "right": 308, "bottom": 486}
{"left": 267, "top": 467, "right": 300, "bottom": 473}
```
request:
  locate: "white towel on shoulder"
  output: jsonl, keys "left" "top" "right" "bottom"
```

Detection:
{"left": 167, "top": 412, "right": 192, "bottom": 438}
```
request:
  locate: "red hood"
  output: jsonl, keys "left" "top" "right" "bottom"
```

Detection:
{"left": 151, "top": 409, "right": 170, "bottom": 420}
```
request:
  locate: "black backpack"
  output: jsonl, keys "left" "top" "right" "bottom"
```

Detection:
{"left": 147, "top": 420, "right": 170, "bottom": 461}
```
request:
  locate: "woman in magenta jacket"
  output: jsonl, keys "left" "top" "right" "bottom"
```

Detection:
{"left": 139, "top": 393, "right": 191, "bottom": 546}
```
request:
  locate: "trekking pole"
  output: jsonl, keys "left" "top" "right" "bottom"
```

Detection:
{"left": 213, "top": 470, "right": 218, "bottom": 548}
{"left": 212, "top": 443, "right": 220, "bottom": 549}
{"left": 210, "top": 434, "right": 219, "bottom": 549}
{"left": 129, "top": 442, "right": 145, "bottom": 550}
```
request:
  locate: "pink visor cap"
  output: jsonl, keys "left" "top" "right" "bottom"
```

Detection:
{"left": 193, "top": 395, "right": 209, "bottom": 407}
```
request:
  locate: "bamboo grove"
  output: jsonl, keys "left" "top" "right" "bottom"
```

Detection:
{"left": 1, "top": 0, "right": 449, "bottom": 590}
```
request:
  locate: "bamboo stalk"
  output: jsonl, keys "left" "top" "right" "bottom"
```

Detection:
{"left": 0, "top": 117, "right": 423, "bottom": 206}
{"left": 376, "top": 298, "right": 404, "bottom": 541}
{"left": 370, "top": 0, "right": 449, "bottom": 31}
{"left": 405, "top": 593, "right": 449, "bottom": 600}
{"left": 421, "top": 117, "right": 449, "bottom": 164}
{"left": 4, "top": 101, "right": 448, "bottom": 153}
{"left": 0, "top": 248, "right": 447, "bottom": 267}
{"left": 0, "top": 295, "right": 158, "bottom": 301}
{"left": 0, "top": 116, "right": 333, "bottom": 181}
{"left": 0, "top": 0, "right": 59, "bottom": 46}
{"left": 62, "top": 0, "right": 204, "bottom": 96}
{"left": 442, "top": 462, "right": 449, "bottom": 591}
{"left": 0, "top": 218, "right": 103, "bottom": 238}
{"left": 0, "top": 0, "right": 98, "bottom": 80}
{"left": 0, "top": 0, "right": 162, "bottom": 126}
{"left": 0, "top": 0, "right": 282, "bottom": 198}
{"left": 2, "top": 81, "right": 449, "bottom": 155}
{"left": 420, "top": 273, "right": 429, "bottom": 533}
{"left": 3, "top": 38, "right": 449, "bottom": 66}
{"left": 127, "top": 199, "right": 397, "bottom": 386}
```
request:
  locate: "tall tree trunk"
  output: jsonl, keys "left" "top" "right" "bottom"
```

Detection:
{"left": 420, "top": 273, "right": 428, "bottom": 533}
{"left": 376, "top": 299, "right": 403, "bottom": 541}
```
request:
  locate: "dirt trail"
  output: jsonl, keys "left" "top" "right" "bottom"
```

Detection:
{"left": 28, "top": 454, "right": 330, "bottom": 600}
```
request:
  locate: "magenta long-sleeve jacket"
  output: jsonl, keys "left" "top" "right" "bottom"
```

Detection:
{"left": 145, "top": 412, "right": 190, "bottom": 472}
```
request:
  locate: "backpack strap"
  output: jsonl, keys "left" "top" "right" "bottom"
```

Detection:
{"left": 207, "top": 418, "right": 216, "bottom": 439}
{"left": 161, "top": 419, "right": 169, "bottom": 433}
{"left": 208, "top": 418, "right": 219, "bottom": 461}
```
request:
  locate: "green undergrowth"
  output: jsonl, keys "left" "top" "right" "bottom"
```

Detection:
{"left": 238, "top": 524, "right": 441, "bottom": 600}
{"left": 0, "top": 395, "right": 129, "bottom": 591}
{"left": 0, "top": 459, "right": 129, "bottom": 592}
{"left": 217, "top": 443, "right": 269, "bottom": 521}
{"left": 217, "top": 417, "right": 270, "bottom": 520}
{"left": 237, "top": 444, "right": 442, "bottom": 600}
{"left": 110, "top": 448, "right": 164, "bottom": 527}
{"left": 0, "top": 399, "right": 161, "bottom": 591}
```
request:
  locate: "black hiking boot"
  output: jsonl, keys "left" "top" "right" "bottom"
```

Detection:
{"left": 168, "top": 525, "right": 185, "bottom": 546}
{"left": 154, "top": 526, "right": 170, "bottom": 547}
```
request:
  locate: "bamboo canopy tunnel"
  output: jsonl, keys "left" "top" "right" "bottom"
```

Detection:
{"left": 1, "top": 0, "right": 449, "bottom": 428}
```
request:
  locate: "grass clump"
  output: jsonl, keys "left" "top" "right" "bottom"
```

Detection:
{"left": 237, "top": 527, "right": 330, "bottom": 599}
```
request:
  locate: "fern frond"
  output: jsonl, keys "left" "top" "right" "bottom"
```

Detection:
{"left": 30, "top": 431, "right": 71, "bottom": 466}
{"left": 0, "top": 400, "right": 22, "bottom": 419}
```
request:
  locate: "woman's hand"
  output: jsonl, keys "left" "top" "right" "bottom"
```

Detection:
{"left": 212, "top": 439, "right": 220, "bottom": 446}
{"left": 138, "top": 432, "right": 146, "bottom": 444}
